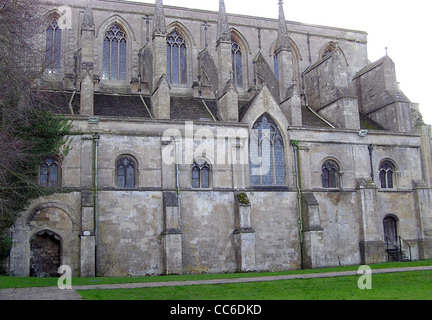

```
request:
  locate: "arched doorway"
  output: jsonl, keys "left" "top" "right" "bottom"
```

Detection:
{"left": 30, "top": 230, "right": 62, "bottom": 277}
{"left": 383, "top": 216, "right": 398, "bottom": 249}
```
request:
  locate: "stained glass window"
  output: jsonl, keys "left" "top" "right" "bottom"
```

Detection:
{"left": 46, "top": 19, "right": 62, "bottom": 72}
{"left": 167, "top": 30, "right": 187, "bottom": 85}
{"left": 103, "top": 24, "right": 127, "bottom": 80}
{"left": 231, "top": 39, "right": 242, "bottom": 87}
{"left": 40, "top": 158, "right": 59, "bottom": 187}
{"left": 250, "top": 115, "right": 285, "bottom": 186}
{"left": 117, "top": 156, "right": 136, "bottom": 189}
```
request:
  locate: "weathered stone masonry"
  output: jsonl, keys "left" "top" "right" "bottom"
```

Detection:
{"left": 6, "top": 0, "right": 432, "bottom": 277}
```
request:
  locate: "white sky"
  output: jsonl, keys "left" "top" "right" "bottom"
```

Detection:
{"left": 132, "top": 0, "right": 432, "bottom": 126}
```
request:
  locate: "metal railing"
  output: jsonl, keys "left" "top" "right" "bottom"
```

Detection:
{"left": 385, "top": 236, "right": 412, "bottom": 262}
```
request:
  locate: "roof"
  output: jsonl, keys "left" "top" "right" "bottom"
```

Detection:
{"left": 33, "top": 90, "right": 387, "bottom": 131}
{"left": 33, "top": 91, "right": 218, "bottom": 121}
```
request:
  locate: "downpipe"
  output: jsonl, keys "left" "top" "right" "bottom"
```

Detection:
{"left": 92, "top": 133, "right": 100, "bottom": 276}
{"left": 174, "top": 138, "right": 182, "bottom": 230}
{"left": 291, "top": 141, "right": 304, "bottom": 269}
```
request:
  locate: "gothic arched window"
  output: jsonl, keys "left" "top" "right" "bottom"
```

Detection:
{"left": 116, "top": 156, "right": 136, "bottom": 189}
{"left": 192, "top": 161, "right": 210, "bottom": 189}
{"left": 322, "top": 160, "right": 340, "bottom": 188}
{"left": 103, "top": 24, "right": 127, "bottom": 81}
{"left": 379, "top": 161, "right": 395, "bottom": 189}
{"left": 250, "top": 115, "right": 285, "bottom": 186}
{"left": 40, "top": 158, "right": 60, "bottom": 187}
{"left": 167, "top": 29, "right": 187, "bottom": 85}
{"left": 231, "top": 39, "right": 242, "bottom": 88}
{"left": 46, "top": 19, "right": 62, "bottom": 73}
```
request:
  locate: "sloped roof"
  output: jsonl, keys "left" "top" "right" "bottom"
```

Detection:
{"left": 33, "top": 91, "right": 218, "bottom": 121}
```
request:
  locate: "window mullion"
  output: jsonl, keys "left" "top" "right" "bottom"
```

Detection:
{"left": 109, "top": 39, "right": 112, "bottom": 80}
{"left": 117, "top": 36, "right": 121, "bottom": 80}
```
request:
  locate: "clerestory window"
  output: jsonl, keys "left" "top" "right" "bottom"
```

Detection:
{"left": 167, "top": 29, "right": 187, "bottom": 85}
{"left": 45, "top": 19, "right": 62, "bottom": 73}
{"left": 231, "top": 39, "right": 243, "bottom": 88}
{"left": 103, "top": 24, "right": 127, "bottom": 81}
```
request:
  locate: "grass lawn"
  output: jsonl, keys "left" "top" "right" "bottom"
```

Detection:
{"left": 77, "top": 271, "right": 432, "bottom": 300}
{"left": 1, "top": 259, "right": 432, "bottom": 300}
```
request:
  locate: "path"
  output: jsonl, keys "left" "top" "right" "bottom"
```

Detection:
{"left": 1, "top": 265, "right": 431, "bottom": 300}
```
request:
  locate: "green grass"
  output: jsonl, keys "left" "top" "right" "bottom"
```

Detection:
{"left": 1, "top": 259, "right": 431, "bottom": 290}
{"left": 77, "top": 271, "right": 432, "bottom": 300}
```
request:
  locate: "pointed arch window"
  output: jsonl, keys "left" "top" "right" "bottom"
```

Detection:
{"left": 45, "top": 19, "right": 62, "bottom": 73}
{"left": 192, "top": 161, "right": 210, "bottom": 189}
{"left": 116, "top": 156, "right": 136, "bottom": 189}
{"left": 40, "top": 158, "right": 60, "bottom": 187}
{"left": 379, "top": 161, "right": 395, "bottom": 189}
{"left": 103, "top": 24, "right": 127, "bottom": 81}
{"left": 322, "top": 160, "right": 340, "bottom": 188}
{"left": 250, "top": 115, "right": 285, "bottom": 186}
{"left": 167, "top": 29, "right": 187, "bottom": 85}
{"left": 231, "top": 38, "right": 243, "bottom": 88}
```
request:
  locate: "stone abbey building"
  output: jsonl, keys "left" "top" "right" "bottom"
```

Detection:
{"left": 7, "top": 0, "right": 432, "bottom": 277}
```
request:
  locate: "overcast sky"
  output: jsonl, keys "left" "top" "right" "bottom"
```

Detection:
{"left": 132, "top": 0, "right": 432, "bottom": 126}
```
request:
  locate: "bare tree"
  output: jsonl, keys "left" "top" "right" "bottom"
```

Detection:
{"left": 0, "top": 0, "right": 72, "bottom": 256}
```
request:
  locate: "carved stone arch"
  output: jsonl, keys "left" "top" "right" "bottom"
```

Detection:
{"left": 378, "top": 158, "right": 398, "bottom": 171}
{"left": 250, "top": 112, "right": 287, "bottom": 147}
{"left": 30, "top": 228, "right": 63, "bottom": 244}
{"left": 41, "top": 9, "right": 62, "bottom": 26}
{"left": 269, "top": 38, "right": 303, "bottom": 62}
{"left": 270, "top": 38, "right": 302, "bottom": 85}
{"left": 230, "top": 28, "right": 252, "bottom": 55}
{"left": 319, "top": 41, "right": 349, "bottom": 66}
{"left": 167, "top": 21, "right": 196, "bottom": 47}
{"left": 26, "top": 202, "right": 80, "bottom": 231}
{"left": 111, "top": 151, "right": 141, "bottom": 170}
{"left": 96, "top": 14, "right": 136, "bottom": 41}
{"left": 241, "top": 85, "right": 291, "bottom": 129}
{"left": 320, "top": 156, "right": 343, "bottom": 172}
